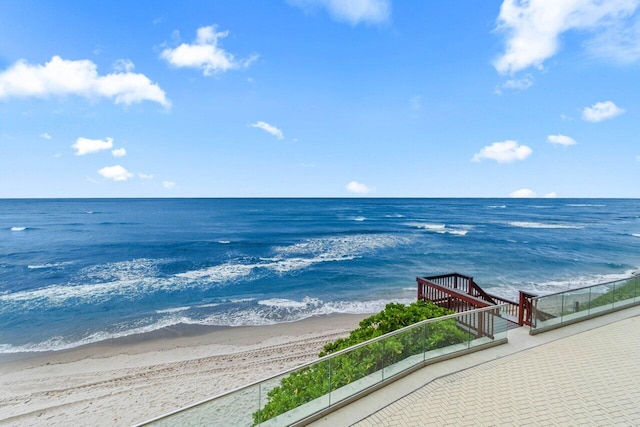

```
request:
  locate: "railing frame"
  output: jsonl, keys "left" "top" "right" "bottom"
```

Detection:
{"left": 418, "top": 273, "right": 534, "bottom": 326}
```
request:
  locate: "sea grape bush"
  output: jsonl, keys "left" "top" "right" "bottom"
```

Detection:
{"left": 252, "top": 301, "right": 467, "bottom": 424}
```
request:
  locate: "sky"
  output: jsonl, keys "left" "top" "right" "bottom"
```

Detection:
{"left": 1, "top": 0, "right": 639, "bottom": 198}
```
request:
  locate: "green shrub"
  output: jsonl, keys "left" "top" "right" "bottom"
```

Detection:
{"left": 252, "top": 301, "right": 466, "bottom": 425}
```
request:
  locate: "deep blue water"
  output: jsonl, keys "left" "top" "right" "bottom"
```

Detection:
{"left": 1, "top": 198, "right": 639, "bottom": 354}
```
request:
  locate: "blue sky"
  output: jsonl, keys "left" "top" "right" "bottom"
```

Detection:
{"left": 1, "top": 0, "right": 639, "bottom": 198}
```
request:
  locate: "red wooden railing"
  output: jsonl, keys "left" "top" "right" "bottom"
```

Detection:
{"left": 417, "top": 273, "right": 536, "bottom": 327}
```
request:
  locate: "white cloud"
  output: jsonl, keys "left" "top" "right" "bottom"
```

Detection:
{"left": 346, "top": 181, "right": 374, "bottom": 194}
{"left": 584, "top": 12, "right": 640, "bottom": 63}
{"left": 496, "top": 74, "right": 534, "bottom": 94}
{"left": 161, "top": 26, "right": 257, "bottom": 76}
{"left": 509, "top": 188, "right": 537, "bottom": 198}
{"left": 112, "top": 59, "right": 135, "bottom": 73}
{"left": 0, "top": 56, "right": 170, "bottom": 107}
{"left": 582, "top": 100, "right": 626, "bottom": 122}
{"left": 112, "top": 148, "right": 127, "bottom": 157}
{"left": 544, "top": 192, "right": 558, "bottom": 198}
{"left": 98, "top": 165, "right": 133, "bottom": 181}
{"left": 291, "top": 0, "right": 391, "bottom": 25}
{"left": 138, "top": 172, "right": 154, "bottom": 180}
{"left": 250, "top": 121, "right": 284, "bottom": 140}
{"left": 163, "top": 181, "right": 176, "bottom": 189}
{"left": 72, "top": 137, "right": 114, "bottom": 156}
{"left": 547, "top": 134, "right": 577, "bottom": 146}
{"left": 472, "top": 140, "right": 533, "bottom": 163}
{"left": 40, "top": 132, "right": 52, "bottom": 140}
{"left": 494, "top": 0, "right": 639, "bottom": 74}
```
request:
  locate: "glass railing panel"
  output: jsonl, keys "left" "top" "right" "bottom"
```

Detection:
{"left": 257, "top": 359, "right": 331, "bottom": 426}
{"left": 150, "top": 384, "right": 260, "bottom": 427}
{"left": 381, "top": 323, "right": 426, "bottom": 380}
{"left": 611, "top": 277, "right": 637, "bottom": 309}
{"left": 423, "top": 315, "right": 472, "bottom": 358}
{"left": 587, "top": 284, "right": 615, "bottom": 316}
{"left": 532, "top": 293, "right": 563, "bottom": 330}
{"left": 561, "top": 288, "right": 590, "bottom": 322}
{"left": 328, "top": 339, "right": 384, "bottom": 405}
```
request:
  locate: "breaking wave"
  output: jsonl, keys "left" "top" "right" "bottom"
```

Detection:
{"left": 0, "top": 296, "right": 413, "bottom": 354}
{"left": 0, "top": 234, "right": 409, "bottom": 310}
{"left": 406, "top": 223, "right": 469, "bottom": 236}
{"left": 507, "top": 221, "right": 583, "bottom": 229}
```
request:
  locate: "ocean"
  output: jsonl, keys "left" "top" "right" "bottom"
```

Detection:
{"left": 1, "top": 198, "right": 638, "bottom": 355}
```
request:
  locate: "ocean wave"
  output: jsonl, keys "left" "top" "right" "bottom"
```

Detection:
{"left": 353, "top": 216, "right": 366, "bottom": 222}
{"left": 226, "top": 298, "right": 255, "bottom": 303}
{"left": 566, "top": 204, "right": 605, "bottom": 207}
{"left": 507, "top": 221, "right": 583, "bottom": 229}
{"left": 0, "top": 315, "right": 194, "bottom": 354}
{"left": 487, "top": 205, "right": 506, "bottom": 209}
{"left": 10, "top": 227, "right": 27, "bottom": 232}
{"left": 1, "top": 234, "right": 409, "bottom": 309}
{"left": 155, "top": 306, "right": 191, "bottom": 314}
{"left": 632, "top": 234, "right": 640, "bottom": 238}
{"left": 175, "top": 262, "right": 257, "bottom": 282}
{"left": 80, "top": 258, "right": 162, "bottom": 283}
{"left": 218, "top": 240, "right": 231, "bottom": 244}
{"left": 406, "top": 223, "right": 469, "bottom": 236}
{"left": 27, "top": 261, "right": 74, "bottom": 270}
{"left": 0, "top": 296, "right": 414, "bottom": 353}
{"left": 258, "top": 296, "right": 321, "bottom": 309}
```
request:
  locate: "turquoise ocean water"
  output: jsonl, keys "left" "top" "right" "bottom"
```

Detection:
{"left": 1, "top": 198, "right": 638, "bottom": 355}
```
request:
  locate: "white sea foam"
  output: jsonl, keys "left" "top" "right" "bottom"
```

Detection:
{"left": 175, "top": 262, "right": 257, "bottom": 282}
{"left": 487, "top": 205, "right": 506, "bottom": 209}
{"left": 354, "top": 216, "right": 366, "bottom": 222}
{"left": 0, "top": 295, "right": 422, "bottom": 353}
{"left": 196, "top": 302, "right": 222, "bottom": 308}
{"left": 2, "top": 235, "right": 408, "bottom": 310}
{"left": 508, "top": 221, "right": 583, "bottom": 229}
{"left": 227, "top": 298, "right": 255, "bottom": 303}
{"left": 80, "top": 258, "right": 162, "bottom": 283}
{"left": 632, "top": 234, "right": 640, "bottom": 238}
{"left": 10, "top": 227, "right": 26, "bottom": 232}
{"left": 218, "top": 240, "right": 231, "bottom": 244}
{"left": 0, "top": 315, "right": 194, "bottom": 354}
{"left": 258, "top": 297, "right": 321, "bottom": 309}
{"left": 566, "top": 204, "right": 605, "bottom": 207}
{"left": 27, "top": 261, "right": 74, "bottom": 270}
{"left": 407, "top": 223, "right": 469, "bottom": 236}
{"left": 155, "top": 306, "right": 191, "bottom": 314}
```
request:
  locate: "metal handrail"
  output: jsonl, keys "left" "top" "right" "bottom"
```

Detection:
{"left": 135, "top": 304, "right": 507, "bottom": 426}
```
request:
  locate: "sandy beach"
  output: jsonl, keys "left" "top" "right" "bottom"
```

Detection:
{"left": 0, "top": 314, "right": 368, "bottom": 426}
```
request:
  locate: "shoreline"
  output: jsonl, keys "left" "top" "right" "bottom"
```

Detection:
{"left": 0, "top": 313, "right": 369, "bottom": 426}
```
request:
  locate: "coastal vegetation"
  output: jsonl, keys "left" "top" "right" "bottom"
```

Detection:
{"left": 252, "top": 301, "right": 467, "bottom": 424}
